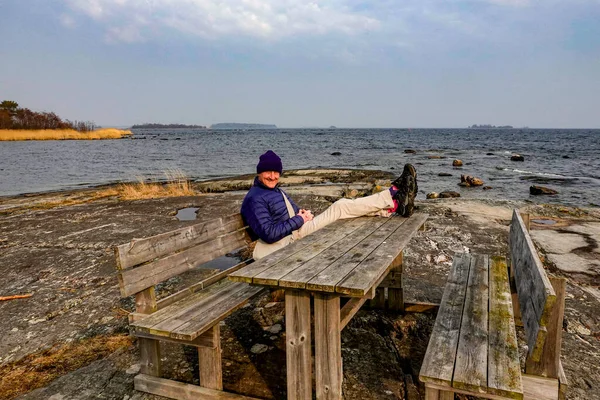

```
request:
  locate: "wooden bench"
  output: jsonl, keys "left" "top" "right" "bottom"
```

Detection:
{"left": 419, "top": 210, "right": 568, "bottom": 400}
{"left": 114, "top": 213, "right": 264, "bottom": 400}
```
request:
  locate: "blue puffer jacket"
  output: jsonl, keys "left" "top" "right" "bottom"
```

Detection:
{"left": 241, "top": 177, "right": 305, "bottom": 244}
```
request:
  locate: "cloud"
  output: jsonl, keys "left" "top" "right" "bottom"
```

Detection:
{"left": 62, "top": 0, "right": 380, "bottom": 43}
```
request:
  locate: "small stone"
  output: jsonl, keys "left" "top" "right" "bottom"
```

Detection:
{"left": 459, "top": 174, "right": 484, "bottom": 187}
{"left": 439, "top": 191, "right": 460, "bottom": 198}
{"left": 126, "top": 364, "right": 141, "bottom": 374}
{"left": 384, "top": 390, "right": 393, "bottom": 395}
{"left": 331, "top": 152, "right": 342, "bottom": 156}
{"left": 270, "top": 336, "right": 278, "bottom": 340}
{"left": 530, "top": 185, "right": 558, "bottom": 195}
{"left": 427, "top": 155, "right": 443, "bottom": 159}
{"left": 486, "top": 152, "right": 494, "bottom": 155}
{"left": 483, "top": 186, "right": 493, "bottom": 190}
{"left": 11, "top": 328, "right": 18, "bottom": 332}
{"left": 264, "top": 302, "right": 278, "bottom": 308}
{"left": 268, "top": 324, "right": 282, "bottom": 334}
{"left": 250, "top": 344, "right": 269, "bottom": 354}
{"left": 48, "top": 395, "right": 66, "bottom": 400}
{"left": 452, "top": 159, "right": 463, "bottom": 167}
{"left": 438, "top": 172, "right": 452, "bottom": 177}
{"left": 434, "top": 255, "right": 448, "bottom": 264}
{"left": 511, "top": 154, "right": 525, "bottom": 161}
{"left": 426, "top": 192, "right": 439, "bottom": 199}
{"left": 404, "top": 149, "right": 416, "bottom": 154}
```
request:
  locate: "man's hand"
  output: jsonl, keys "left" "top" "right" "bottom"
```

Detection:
{"left": 298, "top": 209, "right": 314, "bottom": 223}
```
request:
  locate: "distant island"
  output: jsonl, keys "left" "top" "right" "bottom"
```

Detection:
{"left": 210, "top": 123, "right": 277, "bottom": 129}
{"left": 131, "top": 123, "right": 207, "bottom": 129}
{"left": 469, "top": 124, "right": 514, "bottom": 129}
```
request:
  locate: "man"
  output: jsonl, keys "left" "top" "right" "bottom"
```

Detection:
{"left": 241, "top": 150, "right": 418, "bottom": 260}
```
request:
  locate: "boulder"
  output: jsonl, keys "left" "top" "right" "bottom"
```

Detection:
{"left": 439, "top": 191, "right": 460, "bottom": 198}
{"left": 452, "top": 159, "right": 463, "bottom": 167}
{"left": 428, "top": 155, "right": 443, "bottom": 159}
{"left": 426, "top": 192, "right": 439, "bottom": 199}
{"left": 331, "top": 152, "right": 342, "bottom": 156}
{"left": 486, "top": 152, "right": 494, "bottom": 156}
{"left": 511, "top": 154, "right": 525, "bottom": 161}
{"left": 404, "top": 149, "right": 416, "bottom": 154}
{"left": 459, "top": 174, "right": 484, "bottom": 187}
{"left": 530, "top": 185, "right": 558, "bottom": 195}
{"left": 438, "top": 172, "right": 452, "bottom": 177}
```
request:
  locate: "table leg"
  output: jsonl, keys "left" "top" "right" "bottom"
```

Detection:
{"left": 387, "top": 252, "right": 404, "bottom": 312}
{"left": 285, "top": 290, "right": 312, "bottom": 400}
{"left": 314, "top": 293, "right": 342, "bottom": 400}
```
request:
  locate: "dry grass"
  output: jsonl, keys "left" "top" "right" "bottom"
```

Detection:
{"left": 0, "top": 334, "right": 133, "bottom": 400}
{"left": 96, "top": 171, "right": 196, "bottom": 200}
{"left": 0, "top": 128, "right": 132, "bottom": 141}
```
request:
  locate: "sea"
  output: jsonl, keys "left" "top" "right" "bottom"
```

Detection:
{"left": 1, "top": 128, "right": 599, "bottom": 207}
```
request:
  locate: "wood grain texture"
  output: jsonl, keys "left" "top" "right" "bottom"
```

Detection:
{"left": 510, "top": 210, "right": 556, "bottom": 360}
{"left": 229, "top": 219, "right": 348, "bottom": 283}
{"left": 253, "top": 217, "right": 371, "bottom": 286}
{"left": 119, "top": 228, "right": 249, "bottom": 296}
{"left": 453, "top": 254, "right": 489, "bottom": 394}
{"left": 526, "top": 276, "right": 566, "bottom": 379}
{"left": 156, "top": 259, "right": 252, "bottom": 310}
{"left": 314, "top": 293, "right": 342, "bottom": 400}
{"left": 134, "top": 374, "right": 260, "bottom": 400}
{"left": 139, "top": 338, "right": 161, "bottom": 377}
{"left": 277, "top": 217, "right": 389, "bottom": 289}
{"left": 558, "top": 361, "right": 568, "bottom": 400}
{"left": 388, "top": 253, "right": 404, "bottom": 311}
{"left": 285, "top": 290, "right": 312, "bottom": 400}
{"left": 131, "top": 280, "right": 263, "bottom": 341}
{"left": 198, "top": 325, "right": 223, "bottom": 390}
{"left": 522, "top": 374, "right": 559, "bottom": 400}
{"left": 115, "top": 213, "right": 245, "bottom": 270}
{"left": 340, "top": 295, "right": 369, "bottom": 330}
{"left": 419, "top": 253, "right": 471, "bottom": 387}
{"left": 335, "top": 214, "right": 428, "bottom": 297}
{"left": 487, "top": 256, "right": 523, "bottom": 399}
{"left": 306, "top": 217, "right": 408, "bottom": 294}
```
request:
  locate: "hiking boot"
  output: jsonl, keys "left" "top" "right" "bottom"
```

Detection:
{"left": 391, "top": 164, "right": 418, "bottom": 217}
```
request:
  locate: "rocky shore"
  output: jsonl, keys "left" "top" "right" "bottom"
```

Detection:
{"left": 0, "top": 169, "right": 599, "bottom": 400}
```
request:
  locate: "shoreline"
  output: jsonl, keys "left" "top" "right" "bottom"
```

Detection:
{"left": 0, "top": 128, "right": 132, "bottom": 141}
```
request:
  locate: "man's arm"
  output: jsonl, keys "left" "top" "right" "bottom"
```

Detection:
{"left": 243, "top": 197, "right": 305, "bottom": 244}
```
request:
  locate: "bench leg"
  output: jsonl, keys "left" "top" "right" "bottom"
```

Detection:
{"left": 198, "top": 325, "right": 223, "bottom": 390}
{"left": 314, "top": 293, "right": 342, "bottom": 400}
{"left": 369, "top": 287, "right": 386, "bottom": 309}
{"left": 425, "top": 386, "right": 454, "bottom": 400}
{"left": 139, "top": 338, "right": 162, "bottom": 377}
{"left": 285, "top": 290, "right": 312, "bottom": 400}
{"left": 387, "top": 252, "right": 404, "bottom": 312}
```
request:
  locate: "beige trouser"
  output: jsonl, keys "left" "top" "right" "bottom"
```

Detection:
{"left": 253, "top": 189, "right": 395, "bottom": 260}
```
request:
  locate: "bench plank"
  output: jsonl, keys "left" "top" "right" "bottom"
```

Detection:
{"left": 228, "top": 219, "right": 348, "bottom": 283}
{"left": 281, "top": 217, "right": 396, "bottom": 292}
{"left": 419, "top": 253, "right": 471, "bottom": 387}
{"left": 131, "top": 280, "right": 262, "bottom": 341}
{"left": 119, "top": 229, "right": 249, "bottom": 296}
{"left": 252, "top": 217, "right": 371, "bottom": 286}
{"left": 334, "top": 214, "right": 428, "bottom": 297}
{"left": 453, "top": 254, "right": 489, "bottom": 394}
{"left": 116, "top": 213, "right": 245, "bottom": 270}
{"left": 488, "top": 256, "right": 523, "bottom": 399}
{"left": 510, "top": 210, "right": 556, "bottom": 360}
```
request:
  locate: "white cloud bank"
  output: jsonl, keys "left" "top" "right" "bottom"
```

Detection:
{"left": 63, "top": 0, "right": 380, "bottom": 42}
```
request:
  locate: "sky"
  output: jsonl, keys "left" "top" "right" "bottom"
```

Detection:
{"left": 1, "top": 0, "right": 599, "bottom": 128}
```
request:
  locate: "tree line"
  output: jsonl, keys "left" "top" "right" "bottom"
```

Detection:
{"left": 0, "top": 100, "right": 97, "bottom": 132}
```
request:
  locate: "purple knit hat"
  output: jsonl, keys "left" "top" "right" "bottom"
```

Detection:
{"left": 256, "top": 150, "right": 283, "bottom": 174}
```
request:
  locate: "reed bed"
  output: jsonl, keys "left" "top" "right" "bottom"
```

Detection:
{"left": 0, "top": 128, "right": 132, "bottom": 141}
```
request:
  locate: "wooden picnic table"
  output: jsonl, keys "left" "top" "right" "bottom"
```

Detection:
{"left": 229, "top": 213, "right": 428, "bottom": 400}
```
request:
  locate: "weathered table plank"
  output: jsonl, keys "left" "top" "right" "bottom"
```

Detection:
{"left": 335, "top": 213, "right": 428, "bottom": 296}
{"left": 305, "top": 217, "right": 406, "bottom": 293}
{"left": 252, "top": 217, "right": 370, "bottom": 286}
{"left": 278, "top": 217, "right": 390, "bottom": 289}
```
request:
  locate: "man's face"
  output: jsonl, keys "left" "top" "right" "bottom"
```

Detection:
{"left": 258, "top": 171, "right": 280, "bottom": 189}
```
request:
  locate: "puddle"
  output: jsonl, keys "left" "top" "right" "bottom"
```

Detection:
{"left": 532, "top": 219, "right": 557, "bottom": 225}
{"left": 176, "top": 207, "right": 199, "bottom": 221}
